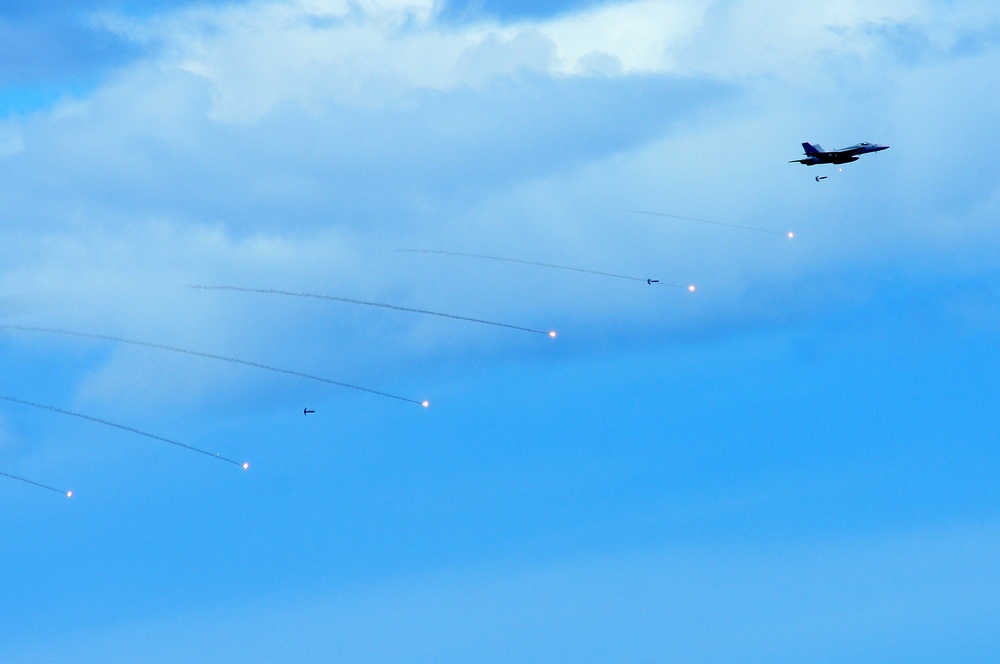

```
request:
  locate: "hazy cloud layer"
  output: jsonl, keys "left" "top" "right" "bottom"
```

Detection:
{"left": 0, "top": 0, "right": 998, "bottom": 414}
{"left": 0, "top": 4, "right": 989, "bottom": 427}
{"left": 16, "top": 519, "right": 1000, "bottom": 663}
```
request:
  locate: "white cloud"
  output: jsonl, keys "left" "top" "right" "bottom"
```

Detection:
{"left": 91, "top": 0, "right": 987, "bottom": 122}
{"left": 0, "top": 0, "right": 998, "bottom": 409}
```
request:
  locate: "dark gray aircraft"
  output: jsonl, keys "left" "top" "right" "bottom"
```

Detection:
{"left": 790, "top": 141, "right": 889, "bottom": 166}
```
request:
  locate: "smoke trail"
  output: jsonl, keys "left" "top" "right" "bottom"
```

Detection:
{"left": 0, "top": 469, "right": 72, "bottom": 497}
{"left": 628, "top": 209, "right": 794, "bottom": 238}
{"left": 0, "top": 326, "right": 428, "bottom": 407}
{"left": 398, "top": 249, "right": 690, "bottom": 289}
{"left": 189, "top": 285, "right": 555, "bottom": 337}
{"left": 0, "top": 395, "right": 248, "bottom": 469}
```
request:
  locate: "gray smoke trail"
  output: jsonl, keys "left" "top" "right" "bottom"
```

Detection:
{"left": 398, "top": 249, "right": 688, "bottom": 289}
{"left": 189, "top": 285, "right": 554, "bottom": 337}
{"left": 0, "top": 395, "right": 247, "bottom": 469}
{"left": 0, "top": 469, "right": 72, "bottom": 497}
{"left": 628, "top": 209, "right": 793, "bottom": 237}
{"left": 0, "top": 326, "right": 428, "bottom": 407}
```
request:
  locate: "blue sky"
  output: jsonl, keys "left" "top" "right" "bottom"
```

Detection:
{"left": 1, "top": 0, "right": 999, "bottom": 661}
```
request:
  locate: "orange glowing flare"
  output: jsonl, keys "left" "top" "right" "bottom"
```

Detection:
{"left": 548, "top": 330, "right": 557, "bottom": 338}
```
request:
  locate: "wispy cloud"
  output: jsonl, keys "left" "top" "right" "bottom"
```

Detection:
{"left": 0, "top": 0, "right": 997, "bottom": 407}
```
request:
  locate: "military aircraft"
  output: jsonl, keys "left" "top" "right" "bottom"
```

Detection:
{"left": 790, "top": 141, "right": 889, "bottom": 166}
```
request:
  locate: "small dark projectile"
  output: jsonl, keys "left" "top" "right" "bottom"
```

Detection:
{"left": 304, "top": 408, "right": 315, "bottom": 415}
{"left": 647, "top": 279, "right": 659, "bottom": 285}
{"left": 815, "top": 176, "right": 828, "bottom": 182}
{"left": 400, "top": 249, "right": 692, "bottom": 289}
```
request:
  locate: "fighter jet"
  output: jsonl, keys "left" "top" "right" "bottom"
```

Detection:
{"left": 790, "top": 141, "right": 889, "bottom": 166}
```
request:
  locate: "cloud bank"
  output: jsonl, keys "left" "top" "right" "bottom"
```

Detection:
{"left": 0, "top": 0, "right": 997, "bottom": 409}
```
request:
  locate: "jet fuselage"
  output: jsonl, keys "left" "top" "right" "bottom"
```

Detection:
{"left": 791, "top": 142, "right": 889, "bottom": 166}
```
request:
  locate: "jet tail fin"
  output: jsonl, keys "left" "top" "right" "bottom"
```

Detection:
{"left": 802, "top": 142, "right": 823, "bottom": 156}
